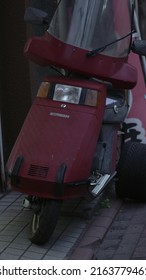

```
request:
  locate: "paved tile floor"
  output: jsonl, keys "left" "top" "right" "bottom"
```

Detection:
{"left": 95, "top": 199, "right": 146, "bottom": 260}
{"left": 1, "top": 188, "right": 146, "bottom": 260}
{"left": 0, "top": 191, "right": 100, "bottom": 260}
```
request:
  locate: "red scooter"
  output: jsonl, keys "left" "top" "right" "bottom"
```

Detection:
{"left": 6, "top": 0, "right": 146, "bottom": 245}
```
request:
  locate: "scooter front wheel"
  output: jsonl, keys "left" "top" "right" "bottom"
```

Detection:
{"left": 30, "top": 199, "right": 62, "bottom": 245}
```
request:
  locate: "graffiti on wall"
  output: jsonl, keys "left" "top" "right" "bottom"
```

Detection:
{"left": 123, "top": 118, "right": 146, "bottom": 143}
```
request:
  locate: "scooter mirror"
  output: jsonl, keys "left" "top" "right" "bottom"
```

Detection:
{"left": 24, "top": 7, "right": 49, "bottom": 25}
{"left": 131, "top": 40, "right": 146, "bottom": 56}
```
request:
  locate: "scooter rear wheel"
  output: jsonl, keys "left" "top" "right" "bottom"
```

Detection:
{"left": 30, "top": 199, "right": 62, "bottom": 245}
{"left": 116, "top": 141, "right": 146, "bottom": 201}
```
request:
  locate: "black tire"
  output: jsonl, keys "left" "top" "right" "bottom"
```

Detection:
{"left": 116, "top": 141, "right": 146, "bottom": 201}
{"left": 30, "top": 199, "right": 62, "bottom": 245}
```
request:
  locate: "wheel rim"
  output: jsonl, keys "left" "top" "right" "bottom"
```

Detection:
{"left": 32, "top": 212, "right": 40, "bottom": 234}
{"left": 30, "top": 199, "right": 62, "bottom": 245}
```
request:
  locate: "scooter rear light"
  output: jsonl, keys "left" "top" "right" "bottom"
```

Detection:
{"left": 37, "top": 82, "right": 50, "bottom": 98}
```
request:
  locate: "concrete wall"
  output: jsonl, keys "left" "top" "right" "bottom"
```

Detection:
{"left": 25, "top": 0, "right": 58, "bottom": 100}
{"left": 0, "top": 0, "right": 56, "bottom": 160}
{"left": 1, "top": 1, "right": 31, "bottom": 162}
{"left": 0, "top": 0, "right": 57, "bottom": 187}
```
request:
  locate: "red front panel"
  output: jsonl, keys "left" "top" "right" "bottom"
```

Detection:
{"left": 7, "top": 93, "right": 106, "bottom": 198}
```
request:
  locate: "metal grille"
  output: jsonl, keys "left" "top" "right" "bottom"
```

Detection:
{"left": 28, "top": 165, "right": 49, "bottom": 178}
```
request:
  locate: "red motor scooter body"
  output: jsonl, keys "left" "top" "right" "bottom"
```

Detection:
{"left": 7, "top": 76, "right": 106, "bottom": 200}
{"left": 6, "top": 0, "right": 146, "bottom": 246}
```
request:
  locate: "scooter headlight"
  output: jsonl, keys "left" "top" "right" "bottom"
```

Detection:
{"left": 53, "top": 84, "right": 81, "bottom": 104}
{"left": 37, "top": 81, "right": 99, "bottom": 107}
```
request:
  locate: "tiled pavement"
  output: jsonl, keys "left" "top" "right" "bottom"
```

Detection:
{"left": 94, "top": 199, "right": 146, "bottom": 260}
{"left": 1, "top": 185, "right": 146, "bottom": 260}
{"left": 66, "top": 187, "right": 146, "bottom": 260}
{"left": 0, "top": 189, "right": 108, "bottom": 260}
{"left": 68, "top": 186, "right": 123, "bottom": 259}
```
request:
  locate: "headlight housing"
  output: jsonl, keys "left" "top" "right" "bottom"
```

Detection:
{"left": 37, "top": 81, "right": 99, "bottom": 107}
{"left": 53, "top": 84, "right": 81, "bottom": 104}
